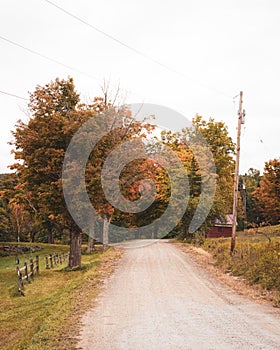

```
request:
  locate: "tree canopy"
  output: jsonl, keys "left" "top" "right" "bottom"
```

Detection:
{"left": 253, "top": 159, "right": 280, "bottom": 225}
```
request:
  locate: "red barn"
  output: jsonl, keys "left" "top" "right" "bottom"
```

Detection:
{"left": 205, "top": 214, "right": 233, "bottom": 238}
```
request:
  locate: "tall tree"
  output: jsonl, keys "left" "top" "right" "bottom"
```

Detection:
{"left": 0, "top": 173, "right": 18, "bottom": 241}
{"left": 84, "top": 100, "right": 155, "bottom": 244}
{"left": 10, "top": 77, "right": 155, "bottom": 264}
{"left": 11, "top": 77, "right": 86, "bottom": 266}
{"left": 253, "top": 159, "right": 280, "bottom": 225}
{"left": 190, "top": 115, "right": 235, "bottom": 215}
{"left": 177, "top": 116, "right": 235, "bottom": 239}
{"left": 240, "top": 168, "right": 262, "bottom": 227}
{"left": 147, "top": 115, "right": 236, "bottom": 240}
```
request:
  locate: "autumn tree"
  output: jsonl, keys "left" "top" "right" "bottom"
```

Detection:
{"left": 190, "top": 116, "right": 235, "bottom": 213}
{"left": 0, "top": 173, "right": 18, "bottom": 241}
{"left": 83, "top": 101, "right": 155, "bottom": 245}
{"left": 253, "top": 159, "right": 280, "bottom": 225}
{"left": 11, "top": 77, "right": 87, "bottom": 266}
{"left": 240, "top": 168, "right": 262, "bottom": 227}
{"left": 11, "top": 77, "right": 155, "bottom": 264}
{"left": 0, "top": 173, "right": 50, "bottom": 242}
{"left": 150, "top": 115, "right": 235, "bottom": 241}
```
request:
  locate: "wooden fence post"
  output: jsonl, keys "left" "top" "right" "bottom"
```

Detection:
{"left": 46, "top": 256, "right": 49, "bottom": 269}
{"left": 16, "top": 252, "right": 70, "bottom": 292}
{"left": 30, "top": 258, "right": 34, "bottom": 277}
{"left": 24, "top": 262, "right": 28, "bottom": 281}
{"left": 36, "top": 255, "right": 39, "bottom": 274}
{"left": 17, "top": 266, "right": 23, "bottom": 292}
{"left": 16, "top": 255, "right": 41, "bottom": 293}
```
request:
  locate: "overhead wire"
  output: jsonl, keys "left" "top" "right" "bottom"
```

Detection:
{"left": 0, "top": 89, "right": 28, "bottom": 101}
{"left": 0, "top": 34, "right": 147, "bottom": 104}
{"left": 0, "top": 35, "right": 99, "bottom": 82}
{"left": 0, "top": 2, "right": 233, "bottom": 106}
{"left": 0, "top": 34, "right": 144, "bottom": 104}
{"left": 43, "top": 0, "right": 232, "bottom": 99}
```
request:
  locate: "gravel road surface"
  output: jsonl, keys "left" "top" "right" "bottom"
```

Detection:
{"left": 77, "top": 240, "right": 280, "bottom": 350}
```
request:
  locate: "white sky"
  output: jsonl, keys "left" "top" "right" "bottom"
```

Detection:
{"left": 0, "top": 0, "right": 279, "bottom": 174}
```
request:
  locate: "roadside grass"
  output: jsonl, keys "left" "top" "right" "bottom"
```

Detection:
{"left": 203, "top": 229, "right": 280, "bottom": 304}
{"left": 0, "top": 242, "right": 123, "bottom": 350}
{"left": 237, "top": 224, "right": 280, "bottom": 242}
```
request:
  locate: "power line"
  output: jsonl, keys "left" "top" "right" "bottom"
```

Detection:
{"left": 0, "top": 35, "right": 143, "bottom": 103}
{"left": 0, "top": 35, "right": 99, "bottom": 82}
{"left": 0, "top": 89, "right": 28, "bottom": 101}
{"left": 44, "top": 0, "right": 232, "bottom": 99}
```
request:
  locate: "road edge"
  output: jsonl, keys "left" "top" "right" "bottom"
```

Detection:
{"left": 174, "top": 242, "right": 280, "bottom": 310}
{"left": 51, "top": 247, "right": 125, "bottom": 350}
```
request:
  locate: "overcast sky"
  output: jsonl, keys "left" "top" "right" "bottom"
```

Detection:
{"left": 1, "top": 0, "right": 279, "bottom": 174}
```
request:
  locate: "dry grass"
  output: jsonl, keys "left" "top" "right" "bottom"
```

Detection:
{"left": 176, "top": 241, "right": 280, "bottom": 309}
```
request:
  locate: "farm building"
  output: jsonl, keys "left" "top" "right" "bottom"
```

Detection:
{"left": 205, "top": 214, "right": 233, "bottom": 238}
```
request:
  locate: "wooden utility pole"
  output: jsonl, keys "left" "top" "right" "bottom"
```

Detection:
{"left": 230, "top": 91, "right": 244, "bottom": 254}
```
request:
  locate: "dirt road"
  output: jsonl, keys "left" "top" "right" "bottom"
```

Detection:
{"left": 77, "top": 240, "right": 280, "bottom": 350}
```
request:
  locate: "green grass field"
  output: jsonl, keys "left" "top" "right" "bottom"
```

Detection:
{"left": 0, "top": 242, "right": 122, "bottom": 350}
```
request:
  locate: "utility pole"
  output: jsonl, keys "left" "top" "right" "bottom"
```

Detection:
{"left": 241, "top": 178, "right": 247, "bottom": 230}
{"left": 230, "top": 91, "right": 245, "bottom": 254}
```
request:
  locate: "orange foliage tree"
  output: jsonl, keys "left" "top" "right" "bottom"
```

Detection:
{"left": 253, "top": 159, "right": 280, "bottom": 225}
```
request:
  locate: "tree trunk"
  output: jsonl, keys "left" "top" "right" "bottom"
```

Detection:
{"left": 47, "top": 221, "right": 54, "bottom": 244}
{"left": 182, "top": 213, "right": 189, "bottom": 240}
{"left": 103, "top": 217, "right": 109, "bottom": 249}
{"left": 87, "top": 220, "right": 95, "bottom": 253}
{"left": 154, "top": 221, "right": 158, "bottom": 239}
{"left": 15, "top": 213, "right": 21, "bottom": 242}
{"left": 69, "top": 230, "right": 82, "bottom": 267}
{"left": 30, "top": 231, "right": 35, "bottom": 243}
{"left": 87, "top": 236, "right": 95, "bottom": 253}
{"left": 48, "top": 230, "right": 54, "bottom": 244}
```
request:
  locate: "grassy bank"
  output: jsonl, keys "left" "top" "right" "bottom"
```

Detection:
{"left": 203, "top": 230, "right": 280, "bottom": 299}
{"left": 0, "top": 242, "right": 123, "bottom": 350}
